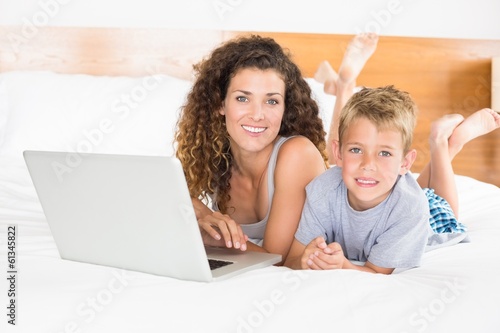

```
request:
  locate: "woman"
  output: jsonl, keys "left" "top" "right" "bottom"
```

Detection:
{"left": 174, "top": 35, "right": 328, "bottom": 263}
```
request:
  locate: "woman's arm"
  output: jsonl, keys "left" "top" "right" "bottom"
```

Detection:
{"left": 191, "top": 197, "right": 213, "bottom": 220}
{"left": 261, "top": 136, "right": 326, "bottom": 264}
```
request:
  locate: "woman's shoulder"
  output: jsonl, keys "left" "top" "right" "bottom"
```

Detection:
{"left": 273, "top": 136, "right": 326, "bottom": 184}
{"left": 276, "top": 136, "right": 322, "bottom": 160}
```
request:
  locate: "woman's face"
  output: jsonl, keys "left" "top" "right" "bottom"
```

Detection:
{"left": 220, "top": 68, "right": 285, "bottom": 154}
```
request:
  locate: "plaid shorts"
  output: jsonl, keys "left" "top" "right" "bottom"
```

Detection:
{"left": 423, "top": 188, "right": 467, "bottom": 233}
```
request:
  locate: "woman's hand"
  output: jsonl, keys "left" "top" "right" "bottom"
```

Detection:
{"left": 198, "top": 211, "right": 248, "bottom": 251}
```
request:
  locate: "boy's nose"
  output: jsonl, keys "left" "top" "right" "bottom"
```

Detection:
{"left": 361, "top": 155, "right": 376, "bottom": 171}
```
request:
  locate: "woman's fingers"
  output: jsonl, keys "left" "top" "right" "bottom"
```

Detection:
{"left": 198, "top": 212, "right": 247, "bottom": 251}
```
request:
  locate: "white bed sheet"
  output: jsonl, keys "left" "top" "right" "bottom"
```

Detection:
{"left": 1, "top": 175, "right": 499, "bottom": 333}
{"left": 1, "top": 71, "right": 499, "bottom": 333}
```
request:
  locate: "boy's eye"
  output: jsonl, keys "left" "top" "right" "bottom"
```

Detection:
{"left": 349, "top": 148, "right": 362, "bottom": 154}
{"left": 379, "top": 151, "right": 392, "bottom": 157}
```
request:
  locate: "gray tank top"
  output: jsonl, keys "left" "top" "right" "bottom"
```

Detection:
{"left": 240, "top": 136, "right": 294, "bottom": 241}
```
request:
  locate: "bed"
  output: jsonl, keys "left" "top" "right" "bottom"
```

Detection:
{"left": 1, "top": 26, "right": 500, "bottom": 333}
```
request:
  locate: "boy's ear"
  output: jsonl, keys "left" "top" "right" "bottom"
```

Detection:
{"left": 332, "top": 140, "right": 343, "bottom": 167}
{"left": 400, "top": 149, "right": 417, "bottom": 175}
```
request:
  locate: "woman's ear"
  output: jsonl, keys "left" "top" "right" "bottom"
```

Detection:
{"left": 400, "top": 149, "right": 417, "bottom": 175}
{"left": 219, "top": 101, "right": 226, "bottom": 116}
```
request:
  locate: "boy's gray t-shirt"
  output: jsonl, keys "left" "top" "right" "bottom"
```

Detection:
{"left": 295, "top": 166, "right": 431, "bottom": 268}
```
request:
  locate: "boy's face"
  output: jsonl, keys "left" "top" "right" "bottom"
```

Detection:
{"left": 334, "top": 117, "right": 415, "bottom": 211}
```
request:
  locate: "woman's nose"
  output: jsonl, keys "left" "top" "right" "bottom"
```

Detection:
{"left": 249, "top": 103, "right": 264, "bottom": 121}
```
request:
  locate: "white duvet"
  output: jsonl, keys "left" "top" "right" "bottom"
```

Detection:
{"left": 1, "top": 71, "right": 499, "bottom": 333}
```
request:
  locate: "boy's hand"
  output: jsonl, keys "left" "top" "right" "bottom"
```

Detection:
{"left": 301, "top": 237, "right": 345, "bottom": 270}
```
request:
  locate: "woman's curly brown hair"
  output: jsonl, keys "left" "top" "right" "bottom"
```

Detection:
{"left": 174, "top": 35, "right": 328, "bottom": 213}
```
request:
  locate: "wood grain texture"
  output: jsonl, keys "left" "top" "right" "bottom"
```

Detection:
{"left": 0, "top": 26, "right": 225, "bottom": 79}
{"left": 1, "top": 26, "right": 499, "bottom": 185}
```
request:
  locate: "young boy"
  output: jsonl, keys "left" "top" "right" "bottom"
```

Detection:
{"left": 284, "top": 85, "right": 466, "bottom": 274}
{"left": 285, "top": 33, "right": 500, "bottom": 274}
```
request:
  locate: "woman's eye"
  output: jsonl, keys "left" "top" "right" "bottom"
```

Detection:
{"left": 236, "top": 96, "right": 248, "bottom": 102}
{"left": 266, "top": 99, "right": 278, "bottom": 105}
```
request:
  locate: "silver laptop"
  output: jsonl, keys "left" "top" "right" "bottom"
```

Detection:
{"left": 23, "top": 150, "right": 281, "bottom": 282}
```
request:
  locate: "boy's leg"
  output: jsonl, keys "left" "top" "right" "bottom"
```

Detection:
{"left": 316, "top": 33, "right": 378, "bottom": 164}
{"left": 417, "top": 108, "right": 500, "bottom": 217}
{"left": 417, "top": 114, "right": 464, "bottom": 216}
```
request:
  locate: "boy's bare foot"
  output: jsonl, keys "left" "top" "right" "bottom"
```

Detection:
{"left": 314, "top": 60, "right": 338, "bottom": 95}
{"left": 338, "top": 33, "right": 379, "bottom": 86}
{"left": 448, "top": 108, "right": 500, "bottom": 155}
{"left": 429, "top": 114, "right": 464, "bottom": 149}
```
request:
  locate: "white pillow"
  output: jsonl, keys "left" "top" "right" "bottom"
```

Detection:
{"left": 0, "top": 70, "right": 193, "bottom": 198}
{"left": 305, "top": 77, "right": 336, "bottom": 139}
{"left": 0, "top": 70, "right": 192, "bottom": 156}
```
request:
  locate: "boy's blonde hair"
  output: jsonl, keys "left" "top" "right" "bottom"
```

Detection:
{"left": 338, "top": 85, "right": 417, "bottom": 153}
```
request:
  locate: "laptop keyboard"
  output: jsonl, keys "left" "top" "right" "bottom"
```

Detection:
{"left": 208, "top": 258, "right": 234, "bottom": 270}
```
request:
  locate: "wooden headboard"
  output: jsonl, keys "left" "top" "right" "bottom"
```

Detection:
{"left": 1, "top": 26, "right": 499, "bottom": 186}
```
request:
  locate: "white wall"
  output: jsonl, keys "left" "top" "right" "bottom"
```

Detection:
{"left": 1, "top": 0, "right": 499, "bottom": 40}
